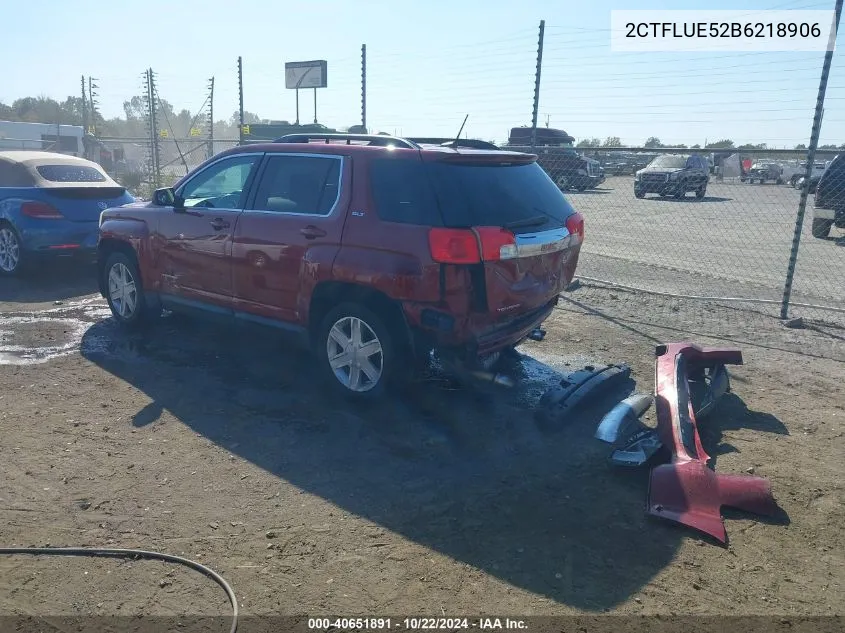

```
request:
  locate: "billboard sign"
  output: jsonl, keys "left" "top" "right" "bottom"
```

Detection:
{"left": 285, "top": 60, "right": 327, "bottom": 89}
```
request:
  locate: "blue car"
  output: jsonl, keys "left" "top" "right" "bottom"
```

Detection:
{"left": 0, "top": 150, "right": 135, "bottom": 275}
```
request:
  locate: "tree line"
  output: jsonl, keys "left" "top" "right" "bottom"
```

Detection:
{"left": 0, "top": 95, "right": 268, "bottom": 140}
{"left": 576, "top": 136, "right": 845, "bottom": 151}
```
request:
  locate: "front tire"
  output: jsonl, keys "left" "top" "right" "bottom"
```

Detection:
{"left": 812, "top": 218, "right": 833, "bottom": 238}
{"left": 634, "top": 188, "right": 645, "bottom": 198}
{"left": 316, "top": 303, "right": 396, "bottom": 401}
{"left": 695, "top": 185, "right": 706, "bottom": 199}
{"left": 103, "top": 251, "right": 154, "bottom": 329}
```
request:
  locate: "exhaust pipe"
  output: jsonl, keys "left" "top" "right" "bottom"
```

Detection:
{"left": 469, "top": 370, "right": 516, "bottom": 388}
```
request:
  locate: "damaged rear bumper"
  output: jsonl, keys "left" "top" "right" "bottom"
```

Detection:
{"left": 647, "top": 342, "right": 779, "bottom": 543}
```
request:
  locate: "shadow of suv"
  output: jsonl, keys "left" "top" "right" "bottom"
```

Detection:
{"left": 812, "top": 152, "right": 843, "bottom": 238}
{"left": 96, "top": 134, "right": 585, "bottom": 401}
{"left": 634, "top": 153, "right": 710, "bottom": 199}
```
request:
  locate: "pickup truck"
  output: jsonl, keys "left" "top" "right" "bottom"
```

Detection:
{"left": 742, "top": 163, "right": 783, "bottom": 184}
{"left": 793, "top": 162, "right": 827, "bottom": 189}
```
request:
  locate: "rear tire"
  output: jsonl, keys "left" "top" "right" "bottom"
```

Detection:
{"left": 103, "top": 251, "right": 157, "bottom": 329}
{"left": 695, "top": 185, "right": 706, "bottom": 199}
{"left": 316, "top": 302, "right": 397, "bottom": 401}
{"left": 812, "top": 218, "right": 833, "bottom": 238}
{"left": 0, "top": 223, "right": 25, "bottom": 277}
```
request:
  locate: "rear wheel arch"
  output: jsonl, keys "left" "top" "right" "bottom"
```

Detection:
{"left": 309, "top": 282, "right": 415, "bottom": 357}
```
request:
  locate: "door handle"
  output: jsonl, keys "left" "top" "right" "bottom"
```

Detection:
{"left": 300, "top": 225, "right": 327, "bottom": 239}
{"left": 210, "top": 218, "right": 230, "bottom": 231}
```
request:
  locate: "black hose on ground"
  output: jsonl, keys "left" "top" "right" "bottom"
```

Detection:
{"left": 0, "top": 546, "right": 238, "bottom": 633}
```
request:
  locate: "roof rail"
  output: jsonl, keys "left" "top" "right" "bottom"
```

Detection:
{"left": 407, "top": 137, "right": 500, "bottom": 151}
{"left": 273, "top": 133, "right": 419, "bottom": 150}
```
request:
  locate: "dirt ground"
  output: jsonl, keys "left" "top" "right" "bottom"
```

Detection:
{"left": 0, "top": 263, "right": 843, "bottom": 630}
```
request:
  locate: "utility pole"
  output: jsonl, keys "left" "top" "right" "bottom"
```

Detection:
{"left": 530, "top": 20, "right": 545, "bottom": 150}
{"left": 208, "top": 76, "right": 215, "bottom": 159}
{"left": 237, "top": 56, "right": 245, "bottom": 145}
{"left": 81, "top": 75, "right": 88, "bottom": 135}
{"left": 88, "top": 77, "right": 99, "bottom": 135}
{"left": 361, "top": 44, "right": 367, "bottom": 132}
{"left": 144, "top": 70, "right": 155, "bottom": 190}
{"left": 145, "top": 68, "right": 161, "bottom": 189}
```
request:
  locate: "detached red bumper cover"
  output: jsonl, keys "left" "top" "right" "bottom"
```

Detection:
{"left": 647, "top": 342, "right": 780, "bottom": 543}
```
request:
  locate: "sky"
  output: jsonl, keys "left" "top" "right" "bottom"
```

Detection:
{"left": 1, "top": 0, "right": 842, "bottom": 147}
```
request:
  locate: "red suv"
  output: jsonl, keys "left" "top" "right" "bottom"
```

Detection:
{"left": 97, "top": 134, "right": 584, "bottom": 399}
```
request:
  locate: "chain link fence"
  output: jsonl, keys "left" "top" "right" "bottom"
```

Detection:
{"left": 97, "top": 138, "right": 239, "bottom": 198}
{"left": 94, "top": 134, "right": 844, "bottom": 327}
{"left": 522, "top": 146, "right": 845, "bottom": 326}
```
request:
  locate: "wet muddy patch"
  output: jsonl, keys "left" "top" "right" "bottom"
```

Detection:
{"left": 0, "top": 299, "right": 109, "bottom": 365}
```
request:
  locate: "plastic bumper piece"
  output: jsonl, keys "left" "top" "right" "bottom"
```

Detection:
{"left": 647, "top": 342, "right": 779, "bottom": 543}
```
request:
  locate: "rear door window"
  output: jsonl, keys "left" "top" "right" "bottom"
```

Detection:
{"left": 426, "top": 161, "right": 576, "bottom": 234}
{"left": 250, "top": 154, "right": 341, "bottom": 215}
{"left": 369, "top": 159, "right": 441, "bottom": 225}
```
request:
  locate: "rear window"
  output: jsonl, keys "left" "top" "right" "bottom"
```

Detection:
{"left": 36, "top": 165, "right": 107, "bottom": 183}
{"left": 425, "top": 161, "right": 576, "bottom": 234}
{"left": 824, "top": 154, "right": 844, "bottom": 177}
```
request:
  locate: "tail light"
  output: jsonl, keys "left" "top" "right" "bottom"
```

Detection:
{"left": 429, "top": 227, "right": 518, "bottom": 264}
{"left": 21, "top": 201, "right": 64, "bottom": 219}
{"left": 475, "top": 227, "right": 517, "bottom": 261}
{"left": 566, "top": 212, "right": 585, "bottom": 241}
{"left": 428, "top": 228, "right": 481, "bottom": 264}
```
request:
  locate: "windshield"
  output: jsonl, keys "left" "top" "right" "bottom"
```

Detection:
{"left": 649, "top": 154, "right": 688, "bottom": 169}
{"left": 426, "top": 161, "right": 576, "bottom": 234}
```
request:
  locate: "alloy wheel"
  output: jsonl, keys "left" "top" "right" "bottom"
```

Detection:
{"left": 0, "top": 227, "right": 21, "bottom": 273}
{"left": 108, "top": 262, "right": 138, "bottom": 319}
{"left": 326, "top": 316, "right": 384, "bottom": 392}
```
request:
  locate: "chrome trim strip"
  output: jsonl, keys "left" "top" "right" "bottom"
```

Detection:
{"left": 595, "top": 393, "right": 654, "bottom": 443}
{"left": 512, "top": 226, "right": 571, "bottom": 258}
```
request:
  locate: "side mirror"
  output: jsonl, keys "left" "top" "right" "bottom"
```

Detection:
{"left": 152, "top": 187, "right": 176, "bottom": 207}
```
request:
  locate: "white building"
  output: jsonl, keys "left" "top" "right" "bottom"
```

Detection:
{"left": 0, "top": 120, "right": 84, "bottom": 156}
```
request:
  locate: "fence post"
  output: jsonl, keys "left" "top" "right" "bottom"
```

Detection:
{"left": 530, "top": 20, "right": 545, "bottom": 151}
{"left": 238, "top": 56, "right": 245, "bottom": 146}
{"left": 779, "top": 0, "right": 842, "bottom": 320}
{"left": 361, "top": 44, "right": 367, "bottom": 133}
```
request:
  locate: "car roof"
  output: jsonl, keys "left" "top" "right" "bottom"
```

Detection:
{"left": 0, "top": 150, "right": 93, "bottom": 166}
{"left": 0, "top": 150, "right": 118, "bottom": 188}
{"left": 214, "top": 142, "right": 535, "bottom": 165}
{"left": 228, "top": 141, "right": 527, "bottom": 156}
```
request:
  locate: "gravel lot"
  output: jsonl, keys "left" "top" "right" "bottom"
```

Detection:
{"left": 567, "top": 176, "right": 845, "bottom": 321}
{"left": 0, "top": 264, "right": 842, "bottom": 630}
